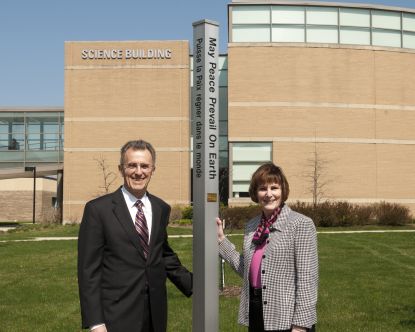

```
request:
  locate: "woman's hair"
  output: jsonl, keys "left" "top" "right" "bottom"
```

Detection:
{"left": 249, "top": 162, "right": 290, "bottom": 203}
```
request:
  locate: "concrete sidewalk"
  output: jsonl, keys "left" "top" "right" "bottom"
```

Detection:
{"left": 1, "top": 229, "right": 414, "bottom": 243}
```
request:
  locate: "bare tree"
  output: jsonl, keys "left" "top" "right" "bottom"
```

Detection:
{"left": 303, "top": 143, "right": 331, "bottom": 207}
{"left": 94, "top": 154, "right": 117, "bottom": 194}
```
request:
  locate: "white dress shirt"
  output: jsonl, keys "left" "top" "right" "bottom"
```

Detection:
{"left": 121, "top": 186, "right": 153, "bottom": 240}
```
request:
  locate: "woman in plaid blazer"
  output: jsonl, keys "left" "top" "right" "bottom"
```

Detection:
{"left": 217, "top": 163, "right": 318, "bottom": 332}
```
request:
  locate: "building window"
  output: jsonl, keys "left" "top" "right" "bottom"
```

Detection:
{"left": 340, "top": 8, "right": 370, "bottom": 27}
{"left": 272, "top": 25, "right": 305, "bottom": 43}
{"left": 372, "top": 10, "right": 401, "bottom": 30}
{"left": 306, "top": 6, "right": 338, "bottom": 25}
{"left": 403, "top": 31, "right": 415, "bottom": 48}
{"left": 231, "top": 142, "right": 272, "bottom": 198}
{"left": 272, "top": 6, "right": 305, "bottom": 24}
{"left": 340, "top": 27, "right": 371, "bottom": 45}
{"left": 403, "top": 13, "right": 415, "bottom": 31}
{"left": 230, "top": 4, "right": 415, "bottom": 50}
{"left": 232, "top": 5, "right": 270, "bottom": 24}
{"left": 307, "top": 26, "right": 338, "bottom": 43}
{"left": 0, "top": 111, "right": 64, "bottom": 167}
{"left": 372, "top": 29, "right": 401, "bottom": 47}
{"left": 232, "top": 6, "right": 270, "bottom": 42}
{"left": 233, "top": 25, "right": 270, "bottom": 42}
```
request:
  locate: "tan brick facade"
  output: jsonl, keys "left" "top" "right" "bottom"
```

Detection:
{"left": 0, "top": 178, "right": 58, "bottom": 222}
{"left": 64, "top": 41, "right": 191, "bottom": 222}
{"left": 227, "top": 44, "right": 415, "bottom": 213}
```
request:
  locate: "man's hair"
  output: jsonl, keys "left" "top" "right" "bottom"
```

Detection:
{"left": 120, "top": 139, "right": 156, "bottom": 166}
{"left": 248, "top": 162, "right": 290, "bottom": 203}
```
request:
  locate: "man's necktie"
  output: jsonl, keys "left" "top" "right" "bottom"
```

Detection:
{"left": 134, "top": 200, "right": 149, "bottom": 258}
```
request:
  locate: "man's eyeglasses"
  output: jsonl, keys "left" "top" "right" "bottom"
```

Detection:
{"left": 123, "top": 163, "right": 153, "bottom": 172}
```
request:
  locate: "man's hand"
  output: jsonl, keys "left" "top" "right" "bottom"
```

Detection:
{"left": 90, "top": 324, "right": 107, "bottom": 332}
{"left": 292, "top": 325, "right": 307, "bottom": 332}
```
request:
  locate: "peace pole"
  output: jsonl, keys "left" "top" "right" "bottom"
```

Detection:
{"left": 192, "top": 19, "right": 219, "bottom": 332}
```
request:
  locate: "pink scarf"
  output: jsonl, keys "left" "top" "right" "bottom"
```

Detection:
{"left": 252, "top": 205, "right": 282, "bottom": 246}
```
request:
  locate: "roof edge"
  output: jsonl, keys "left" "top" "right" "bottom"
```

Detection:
{"left": 230, "top": 1, "right": 415, "bottom": 14}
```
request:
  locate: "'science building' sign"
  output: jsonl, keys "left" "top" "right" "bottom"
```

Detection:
{"left": 81, "top": 48, "right": 172, "bottom": 60}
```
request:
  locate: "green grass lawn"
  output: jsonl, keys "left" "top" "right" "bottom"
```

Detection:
{"left": 0, "top": 227, "right": 414, "bottom": 331}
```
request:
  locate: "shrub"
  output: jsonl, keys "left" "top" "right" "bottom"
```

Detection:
{"left": 374, "top": 202, "right": 412, "bottom": 226}
{"left": 220, "top": 205, "right": 262, "bottom": 230}
{"left": 181, "top": 206, "right": 193, "bottom": 220}
{"left": 289, "top": 201, "right": 412, "bottom": 227}
{"left": 170, "top": 201, "right": 412, "bottom": 228}
{"left": 169, "top": 205, "right": 183, "bottom": 223}
{"left": 354, "top": 205, "right": 374, "bottom": 226}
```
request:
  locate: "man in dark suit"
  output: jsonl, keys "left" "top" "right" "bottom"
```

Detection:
{"left": 78, "top": 139, "right": 193, "bottom": 332}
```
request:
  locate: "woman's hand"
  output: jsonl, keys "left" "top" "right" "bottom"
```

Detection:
{"left": 216, "top": 217, "right": 225, "bottom": 242}
{"left": 291, "top": 325, "right": 307, "bottom": 332}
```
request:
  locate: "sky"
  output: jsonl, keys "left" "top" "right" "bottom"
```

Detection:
{"left": 0, "top": 0, "right": 414, "bottom": 107}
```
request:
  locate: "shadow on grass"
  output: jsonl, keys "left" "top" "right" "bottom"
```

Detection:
{"left": 399, "top": 305, "right": 415, "bottom": 328}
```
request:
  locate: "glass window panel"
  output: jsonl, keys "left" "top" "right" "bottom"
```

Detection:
{"left": 219, "top": 56, "right": 228, "bottom": 70}
{"left": 0, "top": 113, "right": 24, "bottom": 131}
{"left": 28, "top": 123, "right": 41, "bottom": 134}
{"left": 0, "top": 151, "right": 24, "bottom": 162}
{"left": 403, "top": 13, "right": 415, "bottom": 32}
{"left": 232, "top": 142, "right": 272, "bottom": 162}
{"left": 12, "top": 124, "right": 24, "bottom": 134}
{"left": 0, "top": 124, "right": 7, "bottom": 134}
{"left": 232, "top": 25, "right": 270, "bottom": 42}
{"left": 340, "top": 27, "right": 370, "bottom": 45}
{"left": 219, "top": 87, "right": 228, "bottom": 121}
{"left": 340, "top": 8, "right": 370, "bottom": 27}
{"left": 307, "top": 26, "right": 338, "bottom": 43}
{"left": 232, "top": 6, "right": 270, "bottom": 24}
{"left": 27, "top": 138, "right": 41, "bottom": 150}
{"left": 272, "top": 6, "right": 305, "bottom": 24}
{"left": 0, "top": 134, "right": 8, "bottom": 150}
{"left": 219, "top": 122, "right": 228, "bottom": 136}
{"left": 307, "top": 7, "right": 338, "bottom": 25}
{"left": 233, "top": 163, "right": 262, "bottom": 181}
{"left": 44, "top": 133, "right": 59, "bottom": 150}
{"left": 403, "top": 32, "right": 415, "bottom": 49}
{"left": 233, "top": 182, "right": 250, "bottom": 193}
{"left": 272, "top": 25, "right": 305, "bottom": 42}
{"left": 43, "top": 123, "right": 59, "bottom": 133}
{"left": 372, "top": 29, "right": 401, "bottom": 47}
{"left": 372, "top": 10, "right": 401, "bottom": 30}
{"left": 26, "top": 151, "right": 59, "bottom": 162}
{"left": 219, "top": 136, "right": 228, "bottom": 151}
{"left": 27, "top": 112, "right": 58, "bottom": 122}
{"left": 219, "top": 70, "right": 228, "bottom": 87}
{"left": 0, "top": 112, "right": 13, "bottom": 122}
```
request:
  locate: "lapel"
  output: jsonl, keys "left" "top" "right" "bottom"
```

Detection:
{"left": 265, "top": 204, "right": 291, "bottom": 252}
{"left": 111, "top": 187, "right": 146, "bottom": 259}
{"left": 147, "top": 193, "right": 162, "bottom": 256}
{"left": 245, "top": 215, "right": 261, "bottom": 266}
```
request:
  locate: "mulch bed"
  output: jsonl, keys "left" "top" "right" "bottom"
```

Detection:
{"left": 220, "top": 285, "right": 241, "bottom": 297}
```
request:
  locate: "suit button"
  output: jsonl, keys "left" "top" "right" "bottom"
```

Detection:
{"left": 263, "top": 301, "right": 267, "bottom": 305}
{"left": 263, "top": 285, "right": 266, "bottom": 290}
{"left": 262, "top": 254, "right": 266, "bottom": 259}
{"left": 266, "top": 240, "right": 270, "bottom": 244}
{"left": 262, "top": 270, "right": 265, "bottom": 274}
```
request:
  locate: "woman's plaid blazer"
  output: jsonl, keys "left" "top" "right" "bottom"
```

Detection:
{"left": 218, "top": 204, "right": 318, "bottom": 330}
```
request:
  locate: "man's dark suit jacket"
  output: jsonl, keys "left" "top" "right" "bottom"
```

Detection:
{"left": 78, "top": 187, "right": 192, "bottom": 332}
